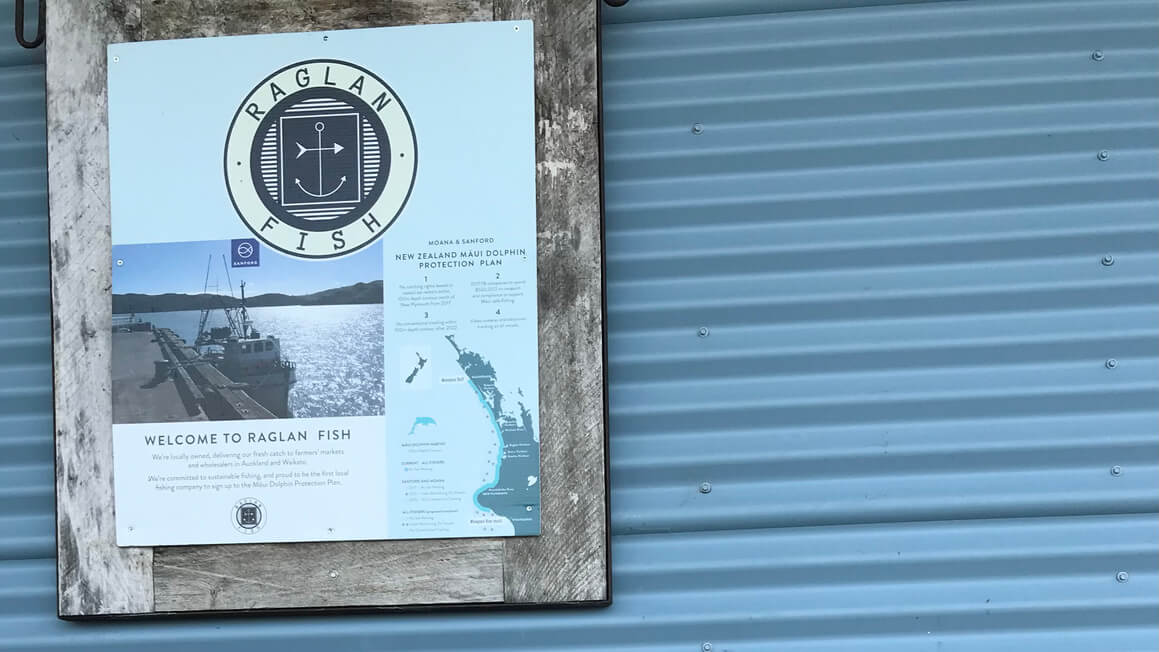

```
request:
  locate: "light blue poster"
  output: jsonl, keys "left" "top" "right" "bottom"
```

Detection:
{"left": 105, "top": 21, "right": 539, "bottom": 546}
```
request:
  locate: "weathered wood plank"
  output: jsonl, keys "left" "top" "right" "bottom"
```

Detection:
{"left": 49, "top": 0, "right": 153, "bottom": 617}
{"left": 154, "top": 539, "right": 504, "bottom": 610}
{"left": 135, "top": 0, "right": 493, "bottom": 39}
{"left": 495, "top": 0, "right": 608, "bottom": 603}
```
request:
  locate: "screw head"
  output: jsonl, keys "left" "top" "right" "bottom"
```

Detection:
{"left": 1110, "top": 465, "right": 1122, "bottom": 476}
{"left": 1105, "top": 358, "right": 1118, "bottom": 369}
{"left": 699, "top": 481, "right": 712, "bottom": 494}
{"left": 1116, "top": 571, "right": 1129, "bottom": 583}
{"left": 328, "top": 570, "right": 339, "bottom": 579}
{"left": 1101, "top": 254, "right": 1115, "bottom": 266}
{"left": 702, "top": 643, "right": 713, "bottom": 652}
{"left": 691, "top": 122, "right": 704, "bottom": 135}
{"left": 1091, "top": 50, "right": 1104, "bottom": 61}
{"left": 115, "top": 259, "right": 124, "bottom": 266}
{"left": 1097, "top": 150, "right": 1110, "bottom": 161}
{"left": 697, "top": 326, "right": 709, "bottom": 337}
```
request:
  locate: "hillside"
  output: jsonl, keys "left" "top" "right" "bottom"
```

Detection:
{"left": 113, "top": 280, "right": 383, "bottom": 314}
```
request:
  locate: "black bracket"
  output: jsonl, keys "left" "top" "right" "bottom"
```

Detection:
{"left": 15, "top": 0, "right": 45, "bottom": 49}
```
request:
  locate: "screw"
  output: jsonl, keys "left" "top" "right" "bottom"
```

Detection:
{"left": 112, "top": 56, "right": 119, "bottom": 63}
{"left": 514, "top": 25, "right": 520, "bottom": 32}
{"left": 1101, "top": 254, "right": 1115, "bottom": 266}
{"left": 1110, "top": 465, "right": 1122, "bottom": 476}
{"left": 1097, "top": 150, "right": 1110, "bottom": 161}
{"left": 328, "top": 570, "right": 338, "bottom": 579}
{"left": 127, "top": 526, "right": 134, "bottom": 532}
{"left": 699, "top": 481, "right": 712, "bottom": 494}
{"left": 115, "top": 259, "right": 124, "bottom": 266}
{"left": 1116, "top": 571, "right": 1129, "bottom": 583}
{"left": 691, "top": 123, "right": 704, "bottom": 135}
{"left": 1105, "top": 358, "right": 1118, "bottom": 369}
{"left": 1091, "top": 50, "right": 1104, "bottom": 61}
{"left": 702, "top": 644, "right": 713, "bottom": 652}
{"left": 697, "top": 326, "right": 709, "bottom": 337}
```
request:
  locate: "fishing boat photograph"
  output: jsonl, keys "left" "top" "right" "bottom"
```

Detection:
{"left": 110, "top": 237, "right": 385, "bottom": 424}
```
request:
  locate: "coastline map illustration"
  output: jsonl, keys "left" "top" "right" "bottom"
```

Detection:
{"left": 447, "top": 335, "right": 539, "bottom": 534}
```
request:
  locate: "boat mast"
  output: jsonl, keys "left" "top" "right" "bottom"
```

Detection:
{"left": 239, "top": 281, "right": 252, "bottom": 339}
{"left": 195, "top": 255, "right": 213, "bottom": 349}
{"left": 220, "top": 254, "right": 242, "bottom": 337}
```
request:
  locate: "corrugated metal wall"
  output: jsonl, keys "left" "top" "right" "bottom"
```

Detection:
{"left": 2, "top": 0, "right": 1157, "bottom": 649}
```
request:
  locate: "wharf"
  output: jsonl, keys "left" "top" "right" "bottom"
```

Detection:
{"left": 111, "top": 327, "right": 276, "bottom": 424}
{"left": 111, "top": 330, "right": 206, "bottom": 424}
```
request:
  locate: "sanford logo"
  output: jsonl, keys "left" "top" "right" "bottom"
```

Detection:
{"left": 231, "top": 238, "right": 260, "bottom": 267}
{"left": 224, "top": 60, "right": 417, "bottom": 259}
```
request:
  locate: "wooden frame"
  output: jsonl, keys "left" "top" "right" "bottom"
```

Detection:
{"left": 49, "top": 0, "right": 609, "bottom": 618}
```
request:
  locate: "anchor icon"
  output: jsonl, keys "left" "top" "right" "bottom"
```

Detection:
{"left": 294, "top": 121, "right": 347, "bottom": 198}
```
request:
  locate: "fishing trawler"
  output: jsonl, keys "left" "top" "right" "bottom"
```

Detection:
{"left": 111, "top": 255, "right": 298, "bottom": 424}
{"left": 193, "top": 262, "right": 297, "bottom": 418}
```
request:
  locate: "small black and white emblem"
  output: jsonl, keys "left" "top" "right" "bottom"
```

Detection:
{"left": 225, "top": 60, "right": 417, "bottom": 259}
{"left": 232, "top": 497, "right": 266, "bottom": 535}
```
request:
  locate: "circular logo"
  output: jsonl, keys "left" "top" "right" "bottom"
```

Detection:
{"left": 236, "top": 241, "right": 254, "bottom": 258}
{"left": 224, "top": 60, "right": 417, "bottom": 259}
{"left": 232, "top": 497, "right": 266, "bottom": 535}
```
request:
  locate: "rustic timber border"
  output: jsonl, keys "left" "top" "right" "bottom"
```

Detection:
{"left": 49, "top": 0, "right": 610, "bottom": 618}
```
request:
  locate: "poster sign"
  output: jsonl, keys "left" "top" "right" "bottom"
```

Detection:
{"left": 106, "top": 22, "right": 539, "bottom": 546}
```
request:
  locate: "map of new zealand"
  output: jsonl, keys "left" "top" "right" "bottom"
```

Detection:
{"left": 447, "top": 335, "right": 540, "bottom": 535}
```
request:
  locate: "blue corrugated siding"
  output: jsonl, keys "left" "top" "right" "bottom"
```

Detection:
{"left": 2, "top": 0, "right": 1157, "bottom": 649}
{"left": 0, "top": 0, "right": 52, "bottom": 579}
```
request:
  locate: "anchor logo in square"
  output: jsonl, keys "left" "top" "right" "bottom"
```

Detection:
{"left": 279, "top": 113, "right": 361, "bottom": 207}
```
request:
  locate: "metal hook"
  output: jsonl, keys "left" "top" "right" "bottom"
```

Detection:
{"left": 15, "top": 0, "right": 46, "bottom": 49}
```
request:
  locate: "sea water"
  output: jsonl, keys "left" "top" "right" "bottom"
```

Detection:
{"left": 115, "top": 304, "right": 385, "bottom": 418}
